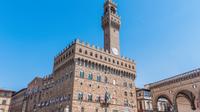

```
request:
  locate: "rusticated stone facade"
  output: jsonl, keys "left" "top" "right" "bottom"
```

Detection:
{"left": 24, "top": 38, "right": 136, "bottom": 112}
{"left": 145, "top": 68, "right": 200, "bottom": 112}
{"left": 10, "top": 0, "right": 137, "bottom": 112}
{"left": 9, "top": 88, "right": 27, "bottom": 112}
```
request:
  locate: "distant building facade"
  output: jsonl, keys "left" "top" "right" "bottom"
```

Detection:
{"left": 136, "top": 89, "right": 153, "bottom": 112}
{"left": 10, "top": 0, "right": 137, "bottom": 112}
{"left": 136, "top": 88, "right": 171, "bottom": 112}
{"left": 0, "top": 89, "right": 14, "bottom": 112}
{"left": 145, "top": 68, "right": 200, "bottom": 112}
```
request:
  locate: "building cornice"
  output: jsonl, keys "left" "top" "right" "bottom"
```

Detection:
{"left": 145, "top": 68, "right": 200, "bottom": 89}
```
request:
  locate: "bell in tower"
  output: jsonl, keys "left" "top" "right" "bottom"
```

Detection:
{"left": 102, "top": 0, "right": 121, "bottom": 56}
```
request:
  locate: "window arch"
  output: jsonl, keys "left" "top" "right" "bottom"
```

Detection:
{"left": 90, "top": 52, "right": 93, "bottom": 56}
{"left": 85, "top": 50, "right": 88, "bottom": 55}
{"left": 110, "top": 7, "right": 116, "bottom": 14}
{"left": 104, "top": 76, "right": 108, "bottom": 83}
{"left": 124, "top": 91, "right": 128, "bottom": 96}
{"left": 88, "top": 94, "right": 93, "bottom": 102}
{"left": 78, "top": 92, "right": 83, "bottom": 101}
{"left": 88, "top": 73, "right": 93, "bottom": 80}
{"left": 80, "top": 71, "right": 84, "bottom": 78}
{"left": 95, "top": 54, "right": 98, "bottom": 58}
{"left": 79, "top": 48, "right": 82, "bottom": 53}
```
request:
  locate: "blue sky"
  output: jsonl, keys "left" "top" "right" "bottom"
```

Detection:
{"left": 0, "top": 0, "right": 200, "bottom": 91}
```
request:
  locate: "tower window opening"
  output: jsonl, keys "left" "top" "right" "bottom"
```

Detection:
{"left": 105, "top": 8, "right": 108, "bottom": 14}
{"left": 111, "top": 7, "right": 116, "bottom": 14}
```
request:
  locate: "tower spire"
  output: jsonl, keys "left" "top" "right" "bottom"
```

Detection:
{"left": 102, "top": 0, "right": 121, "bottom": 55}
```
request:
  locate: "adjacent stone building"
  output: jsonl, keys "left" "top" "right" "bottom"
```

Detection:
{"left": 0, "top": 89, "right": 14, "bottom": 112}
{"left": 145, "top": 68, "right": 200, "bottom": 112}
{"left": 9, "top": 88, "right": 27, "bottom": 112}
{"left": 10, "top": 0, "right": 137, "bottom": 112}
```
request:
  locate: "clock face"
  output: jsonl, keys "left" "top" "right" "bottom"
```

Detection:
{"left": 111, "top": 48, "right": 119, "bottom": 55}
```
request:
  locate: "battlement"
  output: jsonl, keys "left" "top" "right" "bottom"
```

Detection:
{"left": 42, "top": 74, "right": 53, "bottom": 81}
{"left": 104, "top": 0, "right": 117, "bottom": 7}
{"left": 54, "top": 38, "right": 135, "bottom": 64}
{"left": 54, "top": 39, "right": 76, "bottom": 60}
{"left": 77, "top": 39, "right": 134, "bottom": 63}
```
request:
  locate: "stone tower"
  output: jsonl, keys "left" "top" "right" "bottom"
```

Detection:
{"left": 102, "top": 0, "right": 121, "bottom": 56}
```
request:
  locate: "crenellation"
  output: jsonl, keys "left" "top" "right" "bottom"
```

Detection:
{"left": 76, "top": 44, "right": 135, "bottom": 72}
{"left": 100, "top": 48, "right": 104, "bottom": 52}
{"left": 74, "top": 38, "right": 80, "bottom": 43}
{"left": 91, "top": 44, "right": 95, "bottom": 49}
{"left": 105, "top": 49, "right": 109, "bottom": 53}
{"left": 86, "top": 42, "right": 90, "bottom": 47}
{"left": 80, "top": 40, "right": 85, "bottom": 46}
{"left": 71, "top": 39, "right": 135, "bottom": 65}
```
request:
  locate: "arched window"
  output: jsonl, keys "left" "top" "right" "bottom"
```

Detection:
{"left": 79, "top": 48, "right": 82, "bottom": 53}
{"left": 108, "top": 58, "right": 111, "bottom": 62}
{"left": 90, "top": 52, "right": 93, "bottom": 56}
{"left": 100, "top": 55, "right": 103, "bottom": 59}
{"left": 95, "top": 54, "right": 98, "bottom": 58}
{"left": 124, "top": 91, "right": 128, "bottom": 96}
{"left": 96, "top": 96, "right": 101, "bottom": 102}
{"left": 104, "top": 76, "right": 108, "bottom": 83}
{"left": 88, "top": 94, "right": 93, "bottom": 102}
{"left": 78, "top": 92, "right": 83, "bottom": 101}
{"left": 110, "top": 7, "right": 116, "bottom": 14}
{"left": 97, "top": 76, "right": 101, "bottom": 82}
{"left": 85, "top": 50, "right": 88, "bottom": 55}
{"left": 80, "top": 71, "right": 84, "bottom": 78}
{"left": 88, "top": 73, "right": 93, "bottom": 80}
{"left": 117, "top": 61, "right": 119, "bottom": 65}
